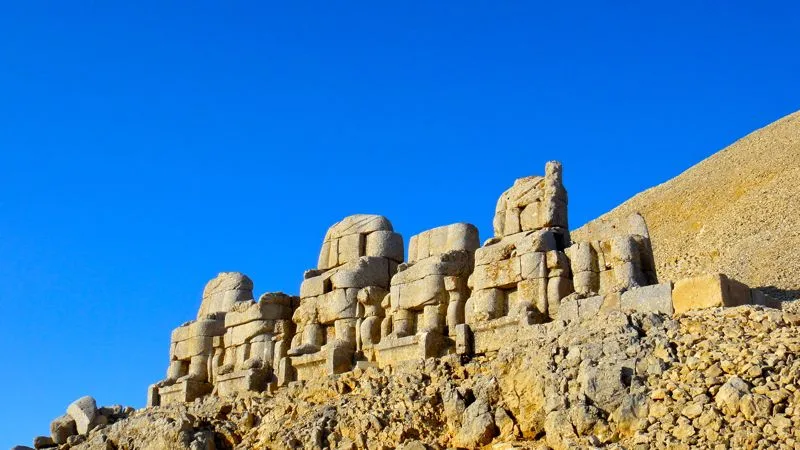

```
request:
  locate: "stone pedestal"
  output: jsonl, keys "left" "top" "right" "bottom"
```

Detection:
{"left": 157, "top": 380, "right": 212, "bottom": 406}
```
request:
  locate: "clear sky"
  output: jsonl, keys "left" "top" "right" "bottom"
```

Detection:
{"left": 1, "top": 1, "right": 798, "bottom": 446}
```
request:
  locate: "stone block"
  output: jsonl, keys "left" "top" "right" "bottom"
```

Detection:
{"left": 330, "top": 257, "right": 391, "bottom": 289}
{"left": 338, "top": 233, "right": 364, "bottom": 264}
{"left": 146, "top": 384, "right": 160, "bottom": 408}
{"left": 197, "top": 272, "right": 254, "bottom": 318}
{"left": 573, "top": 271, "right": 599, "bottom": 295}
{"left": 318, "top": 240, "right": 332, "bottom": 270}
{"left": 474, "top": 240, "right": 516, "bottom": 266}
{"left": 317, "top": 289, "right": 358, "bottom": 323}
{"left": 547, "top": 277, "right": 573, "bottom": 318}
{"left": 157, "top": 380, "right": 212, "bottom": 406}
{"left": 578, "top": 295, "right": 604, "bottom": 319}
{"left": 672, "top": 274, "right": 752, "bottom": 314}
{"left": 520, "top": 252, "right": 546, "bottom": 279}
{"left": 519, "top": 202, "right": 541, "bottom": 231}
{"left": 215, "top": 369, "right": 269, "bottom": 397}
{"left": 327, "top": 238, "right": 339, "bottom": 268}
{"left": 300, "top": 275, "right": 327, "bottom": 299}
{"left": 517, "top": 229, "right": 558, "bottom": 254}
{"left": 174, "top": 336, "right": 214, "bottom": 359}
{"left": 472, "top": 257, "right": 522, "bottom": 290}
{"left": 752, "top": 289, "right": 782, "bottom": 309}
{"left": 600, "top": 292, "right": 621, "bottom": 314}
{"left": 416, "top": 231, "right": 430, "bottom": 261}
{"left": 66, "top": 396, "right": 97, "bottom": 435}
{"left": 559, "top": 298, "right": 579, "bottom": 322}
{"left": 365, "top": 231, "right": 404, "bottom": 262}
{"left": 620, "top": 283, "right": 674, "bottom": 315}
{"left": 567, "top": 242, "right": 597, "bottom": 273}
{"left": 455, "top": 324, "right": 472, "bottom": 355}
{"left": 171, "top": 319, "right": 225, "bottom": 342}
{"left": 324, "top": 214, "right": 393, "bottom": 241}
{"left": 50, "top": 414, "right": 77, "bottom": 445}
{"left": 228, "top": 320, "right": 272, "bottom": 346}
{"left": 327, "top": 340, "right": 355, "bottom": 375}
{"left": 277, "top": 357, "right": 295, "bottom": 386}
{"left": 397, "top": 275, "right": 446, "bottom": 310}
{"left": 467, "top": 288, "right": 506, "bottom": 323}
{"left": 504, "top": 207, "right": 521, "bottom": 235}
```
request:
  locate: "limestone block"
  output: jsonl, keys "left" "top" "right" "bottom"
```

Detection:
{"left": 327, "top": 239, "right": 339, "bottom": 268}
{"left": 455, "top": 324, "right": 472, "bottom": 355}
{"left": 520, "top": 252, "right": 546, "bottom": 280}
{"left": 600, "top": 292, "right": 621, "bottom": 314}
{"left": 327, "top": 340, "right": 355, "bottom": 375}
{"left": 300, "top": 275, "right": 328, "bottom": 299}
{"left": 317, "top": 240, "right": 332, "bottom": 270}
{"left": 225, "top": 295, "right": 297, "bottom": 327}
{"left": 492, "top": 210, "right": 505, "bottom": 237}
{"left": 474, "top": 240, "right": 516, "bottom": 266}
{"left": 66, "top": 396, "right": 97, "bottom": 435}
{"left": 519, "top": 202, "right": 541, "bottom": 231}
{"left": 174, "top": 336, "right": 214, "bottom": 359}
{"left": 672, "top": 274, "right": 752, "bottom": 315}
{"left": 573, "top": 271, "right": 599, "bottom": 296}
{"left": 445, "top": 223, "right": 480, "bottom": 254}
{"left": 472, "top": 257, "right": 522, "bottom": 290}
{"left": 416, "top": 231, "right": 431, "bottom": 261}
{"left": 518, "top": 278, "right": 547, "bottom": 317}
{"left": 228, "top": 320, "right": 272, "bottom": 346}
{"left": 408, "top": 235, "right": 418, "bottom": 262}
{"left": 547, "top": 277, "right": 573, "bottom": 319}
{"left": 277, "top": 357, "right": 295, "bottom": 386}
{"left": 578, "top": 295, "right": 604, "bottom": 319}
{"left": 468, "top": 288, "right": 506, "bottom": 322}
{"left": 50, "top": 414, "right": 77, "bottom": 444}
{"left": 338, "top": 233, "right": 364, "bottom": 264}
{"left": 197, "top": 272, "right": 254, "bottom": 318}
{"left": 171, "top": 319, "right": 225, "bottom": 342}
{"left": 365, "top": 231, "right": 404, "bottom": 262}
{"left": 393, "top": 250, "right": 473, "bottom": 285}
{"left": 504, "top": 207, "right": 522, "bottom": 235}
{"left": 540, "top": 197, "right": 568, "bottom": 229}
{"left": 598, "top": 269, "right": 617, "bottom": 294}
{"left": 324, "top": 214, "right": 393, "bottom": 241}
{"left": 504, "top": 175, "right": 546, "bottom": 209}
{"left": 317, "top": 289, "right": 358, "bottom": 323}
{"left": 517, "top": 229, "right": 558, "bottom": 254}
{"left": 330, "top": 257, "right": 391, "bottom": 289}
{"left": 397, "top": 275, "right": 447, "bottom": 310}
{"left": 620, "top": 283, "right": 674, "bottom": 315}
{"left": 146, "top": 384, "right": 160, "bottom": 408}
{"left": 567, "top": 242, "right": 597, "bottom": 273}
{"left": 559, "top": 298, "right": 579, "bottom": 322}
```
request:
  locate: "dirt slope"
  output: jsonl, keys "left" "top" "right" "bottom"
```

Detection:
{"left": 573, "top": 110, "right": 800, "bottom": 300}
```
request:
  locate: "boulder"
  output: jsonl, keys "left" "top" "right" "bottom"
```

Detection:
{"left": 50, "top": 414, "right": 77, "bottom": 444}
{"left": 67, "top": 395, "right": 98, "bottom": 434}
{"left": 33, "top": 436, "right": 55, "bottom": 449}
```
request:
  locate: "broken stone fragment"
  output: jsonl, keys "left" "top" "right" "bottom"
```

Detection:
{"left": 49, "top": 414, "right": 77, "bottom": 444}
{"left": 66, "top": 395, "right": 98, "bottom": 434}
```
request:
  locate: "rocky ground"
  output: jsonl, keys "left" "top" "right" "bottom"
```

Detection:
{"left": 41, "top": 302, "right": 798, "bottom": 450}
{"left": 573, "top": 109, "right": 800, "bottom": 301}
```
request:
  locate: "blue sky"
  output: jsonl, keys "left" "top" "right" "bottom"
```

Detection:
{"left": 1, "top": 1, "right": 798, "bottom": 446}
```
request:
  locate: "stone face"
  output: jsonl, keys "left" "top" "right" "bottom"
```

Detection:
{"left": 672, "top": 273, "right": 752, "bottom": 314}
{"left": 67, "top": 396, "right": 98, "bottom": 435}
{"left": 50, "top": 414, "right": 77, "bottom": 444}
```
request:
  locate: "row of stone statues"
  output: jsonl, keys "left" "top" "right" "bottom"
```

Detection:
{"left": 148, "top": 161, "right": 658, "bottom": 406}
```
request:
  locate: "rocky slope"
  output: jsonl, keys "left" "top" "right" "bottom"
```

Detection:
{"left": 573, "top": 110, "right": 800, "bottom": 301}
{"left": 44, "top": 305, "right": 800, "bottom": 449}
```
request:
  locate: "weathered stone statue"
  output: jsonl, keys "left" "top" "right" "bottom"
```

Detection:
{"left": 373, "top": 224, "right": 479, "bottom": 365}
{"left": 466, "top": 161, "right": 571, "bottom": 327}
{"left": 149, "top": 272, "right": 254, "bottom": 406}
{"left": 281, "top": 214, "right": 403, "bottom": 383}
{"left": 212, "top": 292, "right": 298, "bottom": 396}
